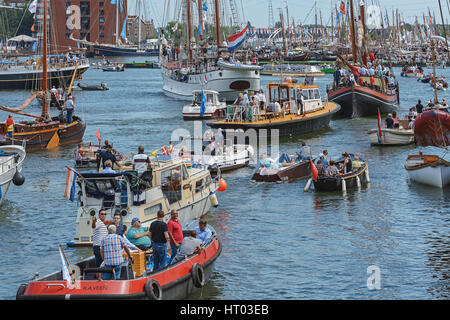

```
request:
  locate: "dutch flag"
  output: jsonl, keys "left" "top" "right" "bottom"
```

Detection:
{"left": 227, "top": 25, "right": 248, "bottom": 53}
{"left": 64, "top": 168, "right": 78, "bottom": 202}
{"left": 204, "top": 76, "right": 209, "bottom": 84}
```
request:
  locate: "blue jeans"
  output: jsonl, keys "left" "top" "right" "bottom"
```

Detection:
{"left": 103, "top": 264, "right": 122, "bottom": 280}
{"left": 66, "top": 109, "right": 73, "bottom": 124}
{"left": 169, "top": 243, "right": 179, "bottom": 263}
{"left": 93, "top": 246, "right": 102, "bottom": 267}
{"left": 152, "top": 242, "right": 167, "bottom": 271}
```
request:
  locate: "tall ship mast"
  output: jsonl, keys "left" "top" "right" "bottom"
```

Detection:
{"left": 326, "top": 0, "right": 399, "bottom": 118}
{"left": 159, "top": 0, "right": 261, "bottom": 102}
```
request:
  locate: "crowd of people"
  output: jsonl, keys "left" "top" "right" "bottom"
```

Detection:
{"left": 91, "top": 207, "right": 212, "bottom": 280}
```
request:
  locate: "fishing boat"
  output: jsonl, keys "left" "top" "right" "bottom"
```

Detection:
{"left": 74, "top": 143, "right": 124, "bottom": 168}
{"left": 312, "top": 158, "right": 370, "bottom": 192}
{"left": 0, "top": 145, "right": 26, "bottom": 203}
{"left": 160, "top": 0, "right": 260, "bottom": 102}
{"left": 182, "top": 90, "right": 227, "bottom": 120}
{"left": 326, "top": 1, "right": 399, "bottom": 118}
{"left": 0, "top": 0, "right": 86, "bottom": 152}
{"left": 77, "top": 82, "right": 109, "bottom": 91}
{"left": 16, "top": 222, "right": 221, "bottom": 300}
{"left": 208, "top": 78, "right": 341, "bottom": 138}
{"left": 404, "top": 153, "right": 450, "bottom": 188}
{"left": 67, "top": 156, "right": 221, "bottom": 247}
{"left": 251, "top": 156, "right": 310, "bottom": 183}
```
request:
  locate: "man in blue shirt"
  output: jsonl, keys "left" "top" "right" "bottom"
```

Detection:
{"left": 195, "top": 219, "right": 212, "bottom": 244}
{"left": 65, "top": 95, "right": 74, "bottom": 124}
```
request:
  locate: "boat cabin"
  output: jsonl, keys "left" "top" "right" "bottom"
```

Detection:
{"left": 267, "top": 78, "right": 324, "bottom": 116}
{"left": 71, "top": 157, "right": 217, "bottom": 246}
{"left": 191, "top": 90, "right": 221, "bottom": 106}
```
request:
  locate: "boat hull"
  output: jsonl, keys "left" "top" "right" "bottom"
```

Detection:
{"left": 313, "top": 162, "right": 368, "bottom": 192}
{"left": 0, "top": 64, "right": 89, "bottom": 90}
{"left": 405, "top": 155, "right": 450, "bottom": 188}
{"left": 327, "top": 86, "right": 398, "bottom": 118}
{"left": 0, "top": 145, "right": 26, "bottom": 203}
{"left": 367, "top": 128, "right": 415, "bottom": 145}
{"left": 162, "top": 66, "right": 260, "bottom": 102}
{"left": 413, "top": 110, "right": 450, "bottom": 147}
{"left": 91, "top": 45, "right": 159, "bottom": 57}
{"left": 252, "top": 160, "right": 311, "bottom": 182}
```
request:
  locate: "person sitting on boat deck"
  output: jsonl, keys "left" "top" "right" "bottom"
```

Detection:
{"left": 101, "top": 160, "right": 116, "bottom": 174}
{"left": 195, "top": 219, "right": 212, "bottom": 245}
{"left": 171, "top": 230, "right": 203, "bottom": 264}
{"left": 316, "top": 160, "right": 326, "bottom": 177}
{"left": 121, "top": 225, "right": 141, "bottom": 252}
{"left": 98, "top": 145, "right": 123, "bottom": 171}
{"left": 297, "top": 142, "right": 311, "bottom": 160}
{"left": 258, "top": 153, "right": 280, "bottom": 170}
{"left": 149, "top": 210, "right": 170, "bottom": 271}
{"left": 352, "top": 153, "right": 364, "bottom": 169}
{"left": 126, "top": 218, "right": 152, "bottom": 251}
{"left": 385, "top": 114, "right": 394, "bottom": 129}
{"left": 65, "top": 95, "right": 74, "bottom": 124}
{"left": 392, "top": 111, "right": 400, "bottom": 128}
{"left": 278, "top": 153, "right": 295, "bottom": 167}
{"left": 341, "top": 152, "right": 353, "bottom": 174}
{"left": 326, "top": 160, "right": 339, "bottom": 176}
{"left": 5, "top": 114, "right": 14, "bottom": 138}
{"left": 272, "top": 99, "right": 281, "bottom": 117}
{"left": 100, "top": 224, "right": 133, "bottom": 280}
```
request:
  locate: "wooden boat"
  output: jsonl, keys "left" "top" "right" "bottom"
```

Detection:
{"left": 208, "top": 78, "right": 341, "bottom": 138}
{"left": 182, "top": 90, "right": 227, "bottom": 120}
{"left": 313, "top": 158, "right": 369, "bottom": 192}
{"left": 17, "top": 223, "right": 221, "bottom": 300}
{"left": 252, "top": 158, "right": 310, "bottom": 183}
{"left": 401, "top": 68, "right": 424, "bottom": 78}
{"left": 367, "top": 120, "right": 414, "bottom": 145}
{"left": 77, "top": 82, "right": 109, "bottom": 91}
{"left": 405, "top": 153, "right": 450, "bottom": 188}
{"left": 74, "top": 143, "right": 124, "bottom": 168}
{"left": 0, "top": 145, "right": 26, "bottom": 203}
{"left": 413, "top": 109, "right": 450, "bottom": 148}
{"left": 67, "top": 157, "right": 220, "bottom": 247}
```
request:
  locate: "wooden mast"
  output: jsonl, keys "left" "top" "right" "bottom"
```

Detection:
{"left": 280, "top": 9, "right": 288, "bottom": 56}
{"left": 187, "top": 0, "right": 192, "bottom": 62}
{"left": 42, "top": 0, "right": 48, "bottom": 118}
{"left": 359, "top": 1, "right": 367, "bottom": 66}
{"left": 349, "top": 0, "right": 357, "bottom": 64}
{"left": 438, "top": 0, "right": 450, "bottom": 60}
{"left": 214, "top": 0, "right": 221, "bottom": 56}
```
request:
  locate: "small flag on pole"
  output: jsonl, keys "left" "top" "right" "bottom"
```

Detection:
{"left": 200, "top": 90, "right": 206, "bottom": 117}
{"left": 59, "top": 245, "right": 72, "bottom": 284}
{"left": 64, "top": 168, "right": 78, "bottom": 202}
{"left": 377, "top": 108, "right": 383, "bottom": 144}
{"left": 161, "top": 146, "right": 169, "bottom": 156}
{"left": 95, "top": 129, "right": 101, "bottom": 144}
{"left": 310, "top": 159, "right": 318, "bottom": 181}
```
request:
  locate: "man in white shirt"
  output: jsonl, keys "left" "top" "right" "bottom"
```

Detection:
{"left": 132, "top": 146, "right": 152, "bottom": 185}
{"left": 257, "top": 89, "right": 266, "bottom": 110}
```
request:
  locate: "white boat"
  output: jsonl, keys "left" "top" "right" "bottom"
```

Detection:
{"left": 161, "top": 61, "right": 260, "bottom": 102}
{"left": 200, "top": 144, "right": 255, "bottom": 174}
{"left": 404, "top": 153, "right": 450, "bottom": 188}
{"left": 367, "top": 128, "right": 415, "bottom": 145}
{"left": 67, "top": 157, "right": 220, "bottom": 247}
{"left": 182, "top": 90, "right": 227, "bottom": 120}
{"left": 0, "top": 145, "right": 26, "bottom": 203}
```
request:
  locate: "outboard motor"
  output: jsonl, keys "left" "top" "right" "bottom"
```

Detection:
{"left": 12, "top": 171, "right": 25, "bottom": 186}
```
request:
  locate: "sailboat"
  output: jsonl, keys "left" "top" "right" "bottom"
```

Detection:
{"left": 404, "top": 39, "right": 450, "bottom": 188}
{"left": 160, "top": 0, "right": 260, "bottom": 102}
{"left": 327, "top": 0, "right": 399, "bottom": 118}
{"left": 0, "top": 0, "right": 86, "bottom": 152}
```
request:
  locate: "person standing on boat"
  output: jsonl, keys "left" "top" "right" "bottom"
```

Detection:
{"left": 5, "top": 115, "right": 14, "bottom": 138}
{"left": 99, "top": 145, "right": 123, "bottom": 171}
{"left": 342, "top": 152, "right": 353, "bottom": 174}
{"left": 257, "top": 89, "right": 266, "bottom": 111}
{"left": 149, "top": 210, "right": 171, "bottom": 271}
{"left": 92, "top": 209, "right": 109, "bottom": 279}
{"left": 385, "top": 114, "right": 394, "bottom": 129}
{"left": 113, "top": 212, "right": 124, "bottom": 236}
{"left": 132, "top": 146, "right": 151, "bottom": 176}
{"left": 167, "top": 209, "right": 183, "bottom": 263}
{"left": 297, "top": 142, "right": 311, "bottom": 160}
{"left": 65, "top": 95, "right": 74, "bottom": 124}
{"left": 333, "top": 66, "right": 341, "bottom": 88}
{"left": 100, "top": 224, "right": 133, "bottom": 280}
{"left": 214, "top": 129, "right": 224, "bottom": 156}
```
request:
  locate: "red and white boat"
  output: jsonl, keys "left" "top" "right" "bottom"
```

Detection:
{"left": 401, "top": 67, "right": 424, "bottom": 78}
{"left": 16, "top": 224, "right": 221, "bottom": 300}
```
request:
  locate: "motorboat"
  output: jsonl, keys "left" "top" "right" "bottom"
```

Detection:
{"left": 17, "top": 222, "right": 221, "bottom": 300}
{"left": 203, "top": 144, "right": 255, "bottom": 175}
{"left": 252, "top": 157, "right": 311, "bottom": 183}
{"left": 182, "top": 90, "right": 227, "bottom": 120}
{"left": 77, "top": 82, "right": 109, "bottom": 91}
{"left": 405, "top": 153, "right": 450, "bottom": 188}
{"left": 74, "top": 143, "right": 125, "bottom": 169}
{"left": 67, "top": 157, "right": 220, "bottom": 247}
{"left": 0, "top": 145, "right": 26, "bottom": 203}
{"left": 102, "top": 64, "right": 125, "bottom": 72}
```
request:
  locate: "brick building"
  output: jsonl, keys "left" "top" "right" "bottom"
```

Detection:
{"left": 32, "top": 0, "right": 127, "bottom": 52}
{"left": 126, "top": 16, "right": 156, "bottom": 45}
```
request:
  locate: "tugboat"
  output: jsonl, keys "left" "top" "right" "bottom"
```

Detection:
{"left": 16, "top": 222, "right": 221, "bottom": 300}
{"left": 66, "top": 156, "right": 221, "bottom": 247}
{"left": 208, "top": 77, "right": 340, "bottom": 138}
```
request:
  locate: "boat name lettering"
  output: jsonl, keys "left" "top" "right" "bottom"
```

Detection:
{"left": 82, "top": 285, "right": 108, "bottom": 291}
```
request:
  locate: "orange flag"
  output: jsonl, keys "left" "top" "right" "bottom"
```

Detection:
{"left": 95, "top": 129, "right": 101, "bottom": 143}
{"left": 310, "top": 159, "right": 318, "bottom": 181}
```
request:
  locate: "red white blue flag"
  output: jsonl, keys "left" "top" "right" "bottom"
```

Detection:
{"left": 64, "top": 168, "right": 78, "bottom": 202}
{"left": 377, "top": 108, "right": 383, "bottom": 144}
{"left": 227, "top": 24, "right": 248, "bottom": 52}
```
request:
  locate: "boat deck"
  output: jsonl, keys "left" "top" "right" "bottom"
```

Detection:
{"left": 211, "top": 101, "right": 339, "bottom": 127}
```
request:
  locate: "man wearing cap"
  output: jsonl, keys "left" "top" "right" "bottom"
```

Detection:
{"left": 126, "top": 218, "right": 151, "bottom": 251}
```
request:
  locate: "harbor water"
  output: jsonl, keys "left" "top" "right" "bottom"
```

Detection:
{"left": 0, "top": 59, "right": 449, "bottom": 299}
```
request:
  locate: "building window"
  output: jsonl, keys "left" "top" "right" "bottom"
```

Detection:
{"left": 80, "top": 1, "right": 90, "bottom": 15}
{"left": 99, "top": 17, "right": 105, "bottom": 23}
{"left": 66, "top": 2, "right": 71, "bottom": 7}
{"left": 99, "top": 9, "right": 104, "bottom": 16}
{"left": 65, "top": 33, "right": 71, "bottom": 39}
{"left": 100, "top": 33, "right": 104, "bottom": 39}
{"left": 99, "top": 2, "right": 104, "bottom": 7}
{"left": 99, "top": 25, "right": 104, "bottom": 31}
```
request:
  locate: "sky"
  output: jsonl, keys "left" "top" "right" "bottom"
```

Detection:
{"left": 141, "top": 0, "right": 447, "bottom": 27}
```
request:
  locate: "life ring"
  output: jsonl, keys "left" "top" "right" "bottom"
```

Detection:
{"left": 191, "top": 263, "right": 205, "bottom": 288}
{"left": 16, "top": 284, "right": 27, "bottom": 300}
{"left": 145, "top": 279, "right": 162, "bottom": 300}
